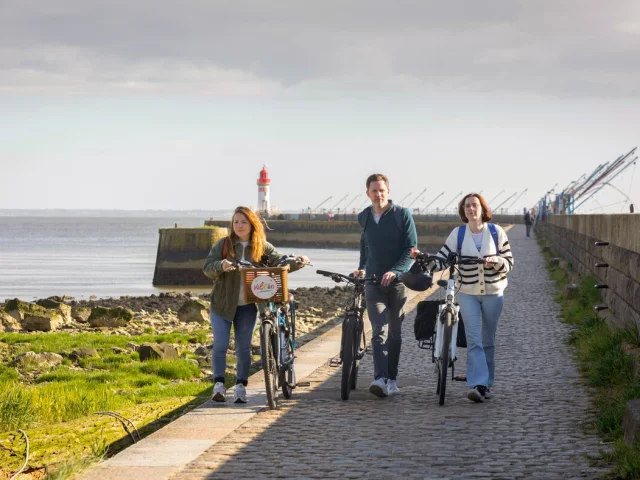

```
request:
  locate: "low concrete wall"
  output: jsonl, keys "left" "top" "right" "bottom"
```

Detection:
{"left": 538, "top": 214, "right": 640, "bottom": 332}
{"left": 280, "top": 213, "right": 523, "bottom": 224}
{"left": 153, "top": 227, "right": 227, "bottom": 286}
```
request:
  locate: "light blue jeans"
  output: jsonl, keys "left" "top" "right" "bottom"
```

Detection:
{"left": 210, "top": 304, "right": 258, "bottom": 386}
{"left": 457, "top": 293, "right": 504, "bottom": 388}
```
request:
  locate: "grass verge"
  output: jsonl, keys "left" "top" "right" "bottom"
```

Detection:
{"left": 541, "top": 243, "right": 640, "bottom": 479}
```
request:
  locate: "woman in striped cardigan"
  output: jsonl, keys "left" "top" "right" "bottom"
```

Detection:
{"left": 413, "top": 193, "right": 514, "bottom": 402}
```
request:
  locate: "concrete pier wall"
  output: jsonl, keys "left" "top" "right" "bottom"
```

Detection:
{"left": 538, "top": 214, "right": 640, "bottom": 332}
{"left": 153, "top": 227, "right": 228, "bottom": 286}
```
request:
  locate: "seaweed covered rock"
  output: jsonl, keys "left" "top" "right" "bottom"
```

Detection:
{"left": 36, "top": 298, "right": 73, "bottom": 323}
{"left": 0, "top": 309, "right": 21, "bottom": 332}
{"left": 71, "top": 306, "right": 92, "bottom": 323}
{"left": 177, "top": 298, "right": 210, "bottom": 325}
{"left": 139, "top": 343, "right": 179, "bottom": 361}
{"left": 88, "top": 307, "right": 134, "bottom": 328}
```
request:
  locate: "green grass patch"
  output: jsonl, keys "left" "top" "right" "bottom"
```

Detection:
{"left": 540, "top": 239, "right": 640, "bottom": 478}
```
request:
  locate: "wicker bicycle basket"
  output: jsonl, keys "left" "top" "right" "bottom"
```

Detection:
{"left": 240, "top": 266, "right": 289, "bottom": 303}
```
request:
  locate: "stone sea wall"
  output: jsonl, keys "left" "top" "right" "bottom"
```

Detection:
{"left": 538, "top": 214, "right": 640, "bottom": 332}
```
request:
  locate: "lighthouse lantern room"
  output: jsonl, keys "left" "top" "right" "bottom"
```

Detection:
{"left": 257, "top": 165, "right": 271, "bottom": 214}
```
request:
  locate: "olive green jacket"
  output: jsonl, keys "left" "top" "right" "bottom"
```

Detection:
{"left": 202, "top": 238, "right": 302, "bottom": 322}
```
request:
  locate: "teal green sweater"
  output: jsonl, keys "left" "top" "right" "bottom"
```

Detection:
{"left": 358, "top": 201, "right": 417, "bottom": 278}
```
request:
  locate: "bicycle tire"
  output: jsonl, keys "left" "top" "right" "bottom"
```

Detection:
{"left": 349, "top": 318, "right": 362, "bottom": 390}
{"left": 261, "top": 322, "right": 278, "bottom": 409}
{"left": 341, "top": 315, "right": 357, "bottom": 400}
{"left": 279, "top": 327, "right": 293, "bottom": 399}
{"left": 438, "top": 311, "right": 453, "bottom": 406}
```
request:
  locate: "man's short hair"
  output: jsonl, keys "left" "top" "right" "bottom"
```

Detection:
{"left": 366, "top": 173, "right": 389, "bottom": 190}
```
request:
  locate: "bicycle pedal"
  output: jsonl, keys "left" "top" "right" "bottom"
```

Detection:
{"left": 296, "top": 381, "right": 311, "bottom": 387}
{"left": 453, "top": 375, "right": 467, "bottom": 382}
{"left": 328, "top": 358, "right": 342, "bottom": 367}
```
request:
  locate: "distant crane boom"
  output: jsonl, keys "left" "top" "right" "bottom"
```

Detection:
{"left": 441, "top": 191, "right": 463, "bottom": 210}
{"left": 329, "top": 194, "right": 348, "bottom": 211}
{"left": 407, "top": 188, "right": 427, "bottom": 208}
{"left": 494, "top": 192, "right": 518, "bottom": 211}
{"left": 420, "top": 191, "right": 445, "bottom": 213}
{"left": 313, "top": 196, "right": 332, "bottom": 211}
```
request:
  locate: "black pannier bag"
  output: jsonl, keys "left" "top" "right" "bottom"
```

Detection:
{"left": 456, "top": 309, "right": 467, "bottom": 348}
{"left": 414, "top": 300, "right": 442, "bottom": 340}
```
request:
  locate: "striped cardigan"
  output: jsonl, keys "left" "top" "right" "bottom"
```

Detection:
{"left": 434, "top": 223, "right": 514, "bottom": 295}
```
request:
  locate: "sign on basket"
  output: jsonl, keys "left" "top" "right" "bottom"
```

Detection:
{"left": 250, "top": 275, "right": 278, "bottom": 300}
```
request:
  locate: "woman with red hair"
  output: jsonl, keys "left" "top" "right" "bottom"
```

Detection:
{"left": 203, "top": 206, "right": 309, "bottom": 404}
{"left": 412, "top": 193, "right": 514, "bottom": 402}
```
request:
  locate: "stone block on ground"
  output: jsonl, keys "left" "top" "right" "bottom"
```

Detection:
{"left": 71, "top": 306, "right": 92, "bottom": 323}
{"left": 88, "top": 307, "right": 134, "bottom": 328}
{"left": 69, "top": 348, "right": 100, "bottom": 361}
{"left": 0, "top": 309, "right": 21, "bottom": 332}
{"left": 139, "top": 343, "right": 179, "bottom": 361}
{"left": 36, "top": 298, "right": 73, "bottom": 323}
{"left": 6, "top": 301, "right": 64, "bottom": 331}
{"left": 178, "top": 298, "right": 210, "bottom": 325}
{"left": 549, "top": 257, "right": 561, "bottom": 267}
{"left": 623, "top": 399, "right": 640, "bottom": 445}
{"left": 564, "top": 284, "right": 579, "bottom": 300}
{"left": 13, "top": 351, "right": 63, "bottom": 368}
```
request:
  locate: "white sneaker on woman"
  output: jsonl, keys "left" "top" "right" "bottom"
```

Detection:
{"left": 212, "top": 382, "right": 226, "bottom": 402}
{"left": 234, "top": 384, "right": 247, "bottom": 403}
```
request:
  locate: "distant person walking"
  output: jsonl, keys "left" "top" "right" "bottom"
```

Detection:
{"left": 524, "top": 208, "right": 533, "bottom": 237}
{"left": 354, "top": 173, "right": 417, "bottom": 397}
{"left": 411, "top": 193, "right": 514, "bottom": 402}
{"left": 203, "top": 206, "right": 310, "bottom": 403}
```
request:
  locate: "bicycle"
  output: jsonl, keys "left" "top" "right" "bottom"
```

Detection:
{"left": 412, "top": 252, "right": 484, "bottom": 405}
{"left": 235, "top": 255, "right": 310, "bottom": 409}
{"left": 316, "top": 270, "right": 377, "bottom": 400}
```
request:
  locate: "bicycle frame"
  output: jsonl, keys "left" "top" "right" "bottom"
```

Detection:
{"left": 434, "top": 277, "right": 460, "bottom": 365}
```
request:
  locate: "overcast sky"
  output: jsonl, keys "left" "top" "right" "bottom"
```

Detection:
{"left": 1, "top": 0, "right": 639, "bottom": 213}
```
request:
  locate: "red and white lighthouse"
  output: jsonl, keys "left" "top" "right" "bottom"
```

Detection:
{"left": 257, "top": 165, "right": 271, "bottom": 214}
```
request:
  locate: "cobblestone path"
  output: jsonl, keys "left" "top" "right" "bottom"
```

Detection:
{"left": 172, "top": 226, "right": 607, "bottom": 480}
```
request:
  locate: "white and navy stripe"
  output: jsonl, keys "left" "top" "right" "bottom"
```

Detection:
{"left": 433, "top": 223, "right": 513, "bottom": 295}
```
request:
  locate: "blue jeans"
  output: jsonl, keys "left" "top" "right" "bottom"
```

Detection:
{"left": 365, "top": 282, "right": 407, "bottom": 381}
{"left": 457, "top": 293, "right": 504, "bottom": 388}
{"left": 210, "top": 304, "right": 258, "bottom": 386}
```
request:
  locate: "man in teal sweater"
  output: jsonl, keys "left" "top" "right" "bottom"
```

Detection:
{"left": 355, "top": 173, "right": 417, "bottom": 397}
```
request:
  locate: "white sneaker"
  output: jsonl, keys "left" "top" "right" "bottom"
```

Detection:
{"left": 387, "top": 380, "right": 400, "bottom": 395}
{"left": 234, "top": 384, "right": 247, "bottom": 403}
{"left": 212, "top": 382, "right": 226, "bottom": 402}
{"left": 369, "top": 378, "right": 388, "bottom": 397}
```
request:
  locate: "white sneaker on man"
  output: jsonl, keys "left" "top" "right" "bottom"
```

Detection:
{"left": 387, "top": 380, "right": 400, "bottom": 395}
{"left": 234, "top": 384, "right": 248, "bottom": 403}
{"left": 369, "top": 378, "right": 388, "bottom": 397}
{"left": 212, "top": 382, "right": 226, "bottom": 402}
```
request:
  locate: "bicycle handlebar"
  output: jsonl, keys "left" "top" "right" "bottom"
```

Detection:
{"left": 413, "top": 253, "right": 485, "bottom": 271}
{"left": 316, "top": 270, "right": 378, "bottom": 285}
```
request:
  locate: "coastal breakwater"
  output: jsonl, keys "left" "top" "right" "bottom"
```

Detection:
{"left": 153, "top": 227, "right": 228, "bottom": 286}
{"left": 154, "top": 218, "right": 514, "bottom": 286}
{"left": 538, "top": 214, "right": 640, "bottom": 332}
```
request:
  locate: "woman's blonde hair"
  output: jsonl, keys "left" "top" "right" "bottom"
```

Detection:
{"left": 229, "top": 206, "right": 266, "bottom": 261}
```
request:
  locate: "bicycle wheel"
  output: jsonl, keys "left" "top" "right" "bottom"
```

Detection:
{"left": 279, "top": 326, "right": 293, "bottom": 399}
{"left": 341, "top": 315, "right": 358, "bottom": 400}
{"left": 438, "top": 311, "right": 453, "bottom": 406}
{"left": 349, "top": 318, "right": 362, "bottom": 390}
{"left": 261, "top": 322, "right": 279, "bottom": 409}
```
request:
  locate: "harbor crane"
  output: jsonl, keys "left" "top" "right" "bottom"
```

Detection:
{"left": 488, "top": 189, "right": 505, "bottom": 204}
{"left": 441, "top": 191, "right": 464, "bottom": 211}
{"left": 420, "top": 191, "right": 445, "bottom": 213}
{"left": 494, "top": 192, "right": 518, "bottom": 211}
{"left": 506, "top": 188, "right": 528, "bottom": 210}
{"left": 397, "top": 192, "right": 412, "bottom": 205}
{"left": 313, "top": 196, "right": 332, "bottom": 212}
{"left": 329, "top": 194, "right": 349, "bottom": 212}
{"left": 407, "top": 188, "right": 427, "bottom": 208}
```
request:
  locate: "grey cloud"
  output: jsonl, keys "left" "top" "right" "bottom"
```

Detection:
{"left": 2, "top": 0, "right": 639, "bottom": 97}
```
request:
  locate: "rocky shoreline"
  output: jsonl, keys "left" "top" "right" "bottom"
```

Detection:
{"left": 0, "top": 286, "right": 353, "bottom": 352}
